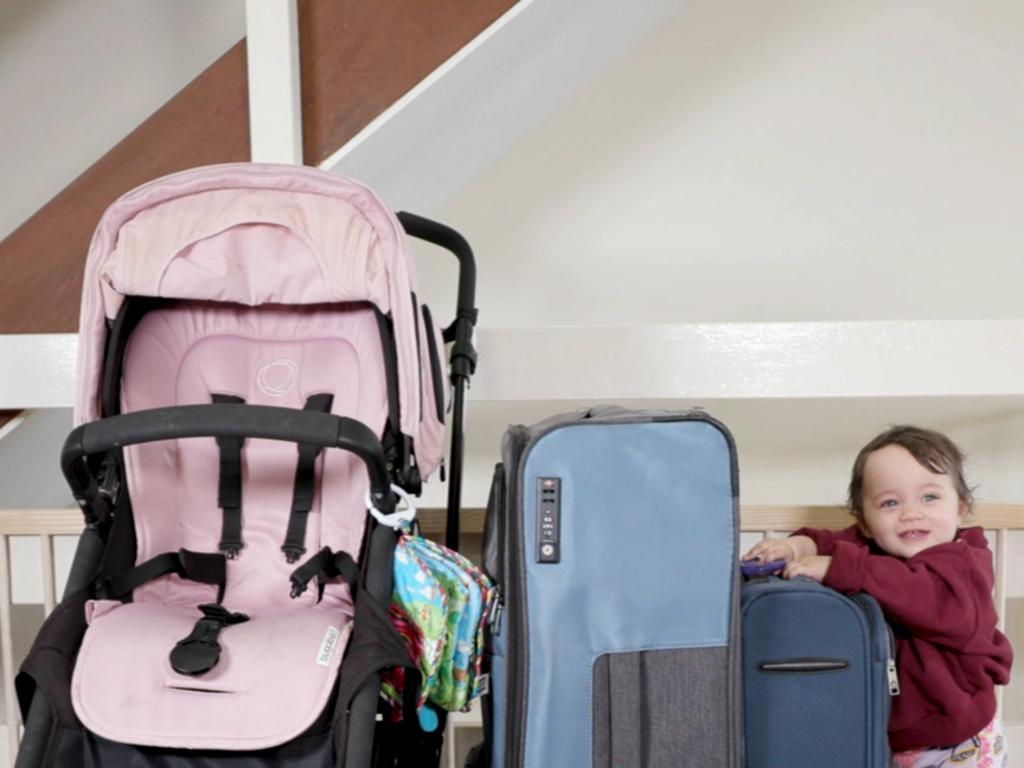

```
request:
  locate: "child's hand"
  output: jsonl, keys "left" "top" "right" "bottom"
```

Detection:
{"left": 743, "top": 535, "right": 816, "bottom": 564}
{"left": 783, "top": 556, "right": 833, "bottom": 582}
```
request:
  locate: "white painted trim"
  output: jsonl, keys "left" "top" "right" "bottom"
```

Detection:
{"left": 0, "top": 335, "right": 77, "bottom": 409}
{"left": 245, "top": 0, "right": 302, "bottom": 164}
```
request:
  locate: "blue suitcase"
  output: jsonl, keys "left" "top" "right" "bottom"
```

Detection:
{"left": 476, "top": 407, "right": 742, "bottom": 768}
{"left": 741, "top": 576, "right": 899, "bottom": 768}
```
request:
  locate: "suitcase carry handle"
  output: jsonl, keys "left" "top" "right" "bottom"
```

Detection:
{"left": 759, "top": 658, "right": 850, "bottom": 673}
{"left": 61, "top": 404, "right": 395, "bottom": 527}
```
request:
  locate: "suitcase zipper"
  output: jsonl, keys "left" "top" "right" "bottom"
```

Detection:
{"left": 851, "top": 594, "right": 900, "bottom": 697}
{"left": 504, "top": 425, "right": 531, "bottom": 768}
{"left": 489, "top": 593, "right": 503, "bottom": 635}
{"left": 885, "top": 627, "right": 900, "bottom": 696}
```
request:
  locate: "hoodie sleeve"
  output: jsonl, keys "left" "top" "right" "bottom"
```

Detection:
{"left": 791, "top": 524, "right": 863, "bottom": 556}
{"left": 824, "top": 535, "right": 991, "bottom": 648}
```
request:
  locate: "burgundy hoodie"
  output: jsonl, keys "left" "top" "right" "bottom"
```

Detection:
{"left": 792, "top": 525, "right": 1013, "bottom": 751}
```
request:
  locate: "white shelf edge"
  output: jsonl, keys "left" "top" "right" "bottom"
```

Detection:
{"left": 473, "top": 320, "right": 1024, "bottom": 401}
{"left": 5, "top": 320, "right": 1024, "bottom": 409}
{"left": 0, "top": 334, "right": 77, "bottom": 409}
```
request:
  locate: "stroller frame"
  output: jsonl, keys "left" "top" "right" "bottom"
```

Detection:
{"left": 14, "top": 168, "right": 478, "bottom": 768}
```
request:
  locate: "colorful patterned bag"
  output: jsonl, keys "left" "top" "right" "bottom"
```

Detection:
{"left": 374, "top": 492, "right": 495, "bottom": 721}
{"left": 380, "top": 534, "right": 449, "bottom": 712}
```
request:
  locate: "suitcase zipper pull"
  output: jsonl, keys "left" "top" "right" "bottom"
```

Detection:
{"left": 887, "top": 658, "right": 901, "bottom": 696}
{"left": 489, "top": 591, "right": 503, "bottom": 635}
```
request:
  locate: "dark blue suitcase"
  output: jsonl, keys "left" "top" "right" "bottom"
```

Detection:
{"left": 741, "top": 576, "right": 899, "bottom": 768}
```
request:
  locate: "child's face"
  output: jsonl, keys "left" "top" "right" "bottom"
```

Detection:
{"left": 859, "top": 444, "right": 965, "bottom": 559}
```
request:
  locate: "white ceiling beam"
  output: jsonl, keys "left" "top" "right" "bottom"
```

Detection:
{"left": 0, "top": 334, "right": 77, "bottom": 409}
{"left": 472, "top": 320, "right": 1024, "bottom": 401}
{"left": 245, "top": 0, "right": 303, "bottom": 164}
{"left": 9, "top": 320, "right": 1024, "bottom": 410}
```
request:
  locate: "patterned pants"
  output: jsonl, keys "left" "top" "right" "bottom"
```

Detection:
{"left": 892, "top": 718, "right": 1007, "bottom": 768}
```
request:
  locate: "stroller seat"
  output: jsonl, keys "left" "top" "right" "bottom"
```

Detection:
{"left": 71, "top": 300, "right": 386, "bottom": 749}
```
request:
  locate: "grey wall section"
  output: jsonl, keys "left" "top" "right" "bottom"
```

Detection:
{"left": 0, "top": 409, "right": 74, "bottom": 508}
{"left": 519, "top": 419, "right": 736, "bottom": 767}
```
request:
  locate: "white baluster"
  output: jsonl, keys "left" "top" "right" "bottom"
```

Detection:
{"left": 40, "top": 535, "right": 56, "bottom": 618}
{"left": 0, "top": 534, "right": 20, "bottom": 764}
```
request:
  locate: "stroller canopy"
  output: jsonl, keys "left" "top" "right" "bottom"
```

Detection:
{"left": 76, "top": 164, "right": 428, "bottom": 450}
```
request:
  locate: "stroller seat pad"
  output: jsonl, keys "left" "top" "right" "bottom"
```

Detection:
{"left": 72, "top": 599, "right": 353, "bottom": 750}
{"left": 120, "top": 301, "right": 387, "bottom": 613}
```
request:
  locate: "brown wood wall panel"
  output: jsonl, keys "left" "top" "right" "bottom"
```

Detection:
{"left": 0, "top": 1, "right": 517, "bottom": 334}
{"left": 299, "top": 0, "right": 518, "bottom": 165}
{"left": 0, "top": 42, "right": 250, "bottom": 334}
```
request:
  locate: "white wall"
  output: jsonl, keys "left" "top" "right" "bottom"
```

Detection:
{"left": 0, "top": 0, "right": 245, "bottom": 240}
{"left": 430, "top": 0, "right": 1024, "bottom": 327}
{"left": 425, "top": 0, "right": 1024, "bottom": 565}
{"left": 423, "top": 0, "right": 1024, "bottom": 514}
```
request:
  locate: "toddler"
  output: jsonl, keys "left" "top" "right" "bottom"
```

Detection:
{"left": 744, "top": 425, "right": 1013, "bottom": 768}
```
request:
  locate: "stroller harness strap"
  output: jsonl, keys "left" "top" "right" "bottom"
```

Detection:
{"left": 289, "top": 546, "right": 359, "bottom": 600}
{"left": 282, "top": 393, "right": 335, "bottom": 563}
{"left": 212, "top": 393, "right": 246, "bottom": 558}
{"left": 97, "top": 549, "right": 227, "bottom": 603}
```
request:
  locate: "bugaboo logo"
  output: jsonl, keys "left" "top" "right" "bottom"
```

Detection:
{"left": 256, "top": 358, "right": 297, "bottom": 396}
{"left": 316, "top": 626, "right": 341, "bottom": 667}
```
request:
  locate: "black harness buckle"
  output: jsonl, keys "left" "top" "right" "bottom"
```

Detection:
{"left": 169, "top": 603, "right": 249, "bottom": 676}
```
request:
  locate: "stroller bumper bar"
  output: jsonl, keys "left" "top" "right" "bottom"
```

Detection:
{"left": 61, "top": 404, "right": 395, "bottom": 527}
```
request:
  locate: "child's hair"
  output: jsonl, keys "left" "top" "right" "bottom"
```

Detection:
{"left": 848, "top": 425, "right": 974, "bottom": 521}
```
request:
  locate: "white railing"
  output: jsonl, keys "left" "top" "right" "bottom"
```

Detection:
{"left": 0, "top": 509, "right": 79, "bottom": 766}
{"left": 1, "top": 506, "right": 1019, "bottom": 768}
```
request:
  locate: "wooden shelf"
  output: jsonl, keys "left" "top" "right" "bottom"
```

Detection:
{"left": 5, "top": 505, "right": 1019, "bottom": 537}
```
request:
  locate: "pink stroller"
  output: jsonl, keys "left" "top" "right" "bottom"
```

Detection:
{"left": 14, "top": 164, "right": 478, "bottom": 768}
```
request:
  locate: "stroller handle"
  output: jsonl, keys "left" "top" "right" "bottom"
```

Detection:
{"left": 396, "top": 211, "right": 477, "bottom": 333}
{"left": 61, "top": 404, "right": 395, "bottom": 524}
{"left": 397, "top": 211, "right": 479, "bottom": 551}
